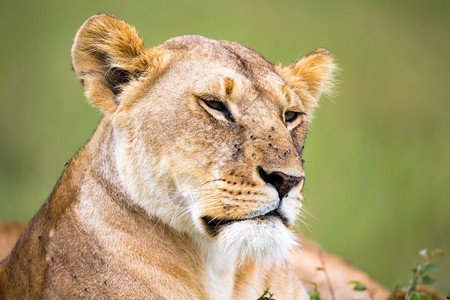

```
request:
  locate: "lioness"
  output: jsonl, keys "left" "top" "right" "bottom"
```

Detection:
{"left": 0, "top": 14, "right": 376, "bottom": 299}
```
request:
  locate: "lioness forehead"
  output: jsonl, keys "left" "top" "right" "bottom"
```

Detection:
{"left": 154, "top": 35, "right": 294, "bottom": 109}
{"left": 158, "top": 35, "right": 276, "bottom": 79}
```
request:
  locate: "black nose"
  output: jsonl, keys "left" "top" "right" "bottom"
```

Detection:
{"left": 257, "top": 167, "right": 304, "bottom": 200}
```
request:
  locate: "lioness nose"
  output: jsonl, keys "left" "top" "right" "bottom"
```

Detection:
{"left": 257, "top": 167, "right": 304, "bottom": 200}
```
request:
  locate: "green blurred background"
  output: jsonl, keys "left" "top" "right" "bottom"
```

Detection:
{"left": 1, "top": 0, "right": 448, "bottom": 294}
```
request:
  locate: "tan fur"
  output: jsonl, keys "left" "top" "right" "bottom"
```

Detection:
{"left": 0, "top": 14, "right": 379, "bottom": 299}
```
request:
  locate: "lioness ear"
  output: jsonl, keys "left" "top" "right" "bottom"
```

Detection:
{"left": 72, "top": 14, "right": 162, "bottom": 114}
{"left": 276, "top": 49, "right": 336, "bottom": 115}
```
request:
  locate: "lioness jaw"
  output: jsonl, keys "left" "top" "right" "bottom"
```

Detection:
{"left": 0, "top": 13, "right": 375, "bottom": 299}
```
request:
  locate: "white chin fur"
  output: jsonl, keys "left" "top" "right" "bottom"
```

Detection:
{"left": 217, "top": 217, "right": 298, "bottom": 264}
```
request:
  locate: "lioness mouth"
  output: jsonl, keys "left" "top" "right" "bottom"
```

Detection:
{"left": 202, "top": 210, "right": 288, "bottom": 236}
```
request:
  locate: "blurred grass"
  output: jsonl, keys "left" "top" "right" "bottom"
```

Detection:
{"left": 0, "top": 0, "right": 448, "bottom": 294}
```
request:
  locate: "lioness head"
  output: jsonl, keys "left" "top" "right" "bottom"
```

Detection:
{"left": 72, "top": 14, "right": 335, "bottom": 262}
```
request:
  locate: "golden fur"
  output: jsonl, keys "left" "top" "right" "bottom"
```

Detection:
{"left": 0, "top": 14, "right": 387, "bottom": 299}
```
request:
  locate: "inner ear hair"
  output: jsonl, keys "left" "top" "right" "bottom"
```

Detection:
{"left": 105, "top": 67, "right": 132, "bottom": 95}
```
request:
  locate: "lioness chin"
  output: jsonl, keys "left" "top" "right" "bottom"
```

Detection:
{"left": 0, "top": 14, "right": 335, "bottom": 299}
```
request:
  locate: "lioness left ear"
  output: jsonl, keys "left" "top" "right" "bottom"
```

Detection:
{"left": 276, "top": 49, "right": 336, "bottom": 115}
{"left": 72, "top": 14, "right": 169, "bottom": 115}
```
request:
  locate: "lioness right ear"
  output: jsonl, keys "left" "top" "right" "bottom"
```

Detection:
{"left": 276, "top": 49, "right": 336, "bottom": 116}
{"left": 72, "top": 14, "right": 168, "bottom": 114}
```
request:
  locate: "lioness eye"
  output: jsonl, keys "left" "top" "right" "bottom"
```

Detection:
{"left": 203, "top": 100, "right": 227, "bottom": 112}
{"left": 285, "top": 111, "right": 299, "bottom": 123}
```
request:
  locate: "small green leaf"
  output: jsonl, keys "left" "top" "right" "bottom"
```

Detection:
{"left": 308, "top": 281, "right": 321, "bottom": 300}
{"left": 308, "top": 291, "right": 321, "bottom": 300}
{"left": 408, "top": 293, "right": 421, "bottom": 300}
{"left": 421, "top": 275, "right": 436, "bottom": 285}
{"left": 353, "top": 283, "right": 367, "bottom": 291}
{"left": 308, "top": 290, "right": 320, "bottom": 299}
{"left": 423, "top": 263, "right": 438, "bottom": 274}
{"left": 348, "top": 281, "right": 367, "bottom": 291}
